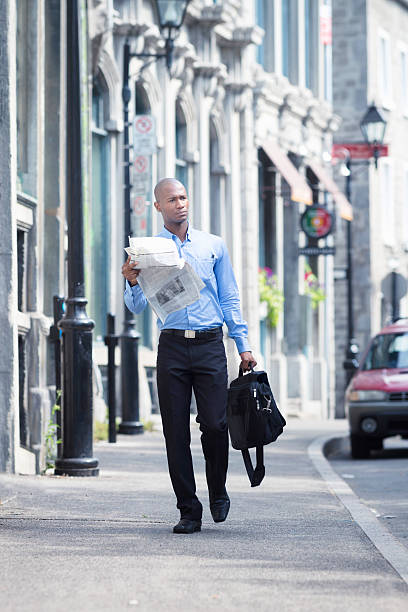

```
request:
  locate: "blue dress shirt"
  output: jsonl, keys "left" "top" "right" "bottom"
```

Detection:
{"left": 124, "top": 226, "right": 251, "bottom": 354}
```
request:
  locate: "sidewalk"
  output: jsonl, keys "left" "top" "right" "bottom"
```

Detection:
{"left": 1, "top": 419, "right": 408, "bottom": 611}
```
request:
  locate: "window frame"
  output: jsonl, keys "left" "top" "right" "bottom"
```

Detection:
{"left": 378, "top": 28, "right": 393, "bottom": 110}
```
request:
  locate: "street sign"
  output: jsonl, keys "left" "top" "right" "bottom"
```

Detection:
{"left": 332, "top": 143, "right": 389, "bottom": 160}
{"left": 133, "top": 195, "right": 146, "bottom": 216}
{"left": 381, "top": 273, "right": 408, "bottom": 301}
{"left": 298, "top": 246, "right": 336, "bottom": 256}
{"left": 133, "top": 114, "right": 156, "bottom": 155}
{"left": 132, "top": 155, "right": 150, "bottom": 195}
{"left": 301, "top": 206, "right": 333, "bottom": 239}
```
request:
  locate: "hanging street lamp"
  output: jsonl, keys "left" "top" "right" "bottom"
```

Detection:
{"left": 119, "top": 0, "right": 191, "bottom": 435}
{"left": 340, "top": 104, "right": 388, "bottom": 387}
{"left": 360, "top": 103, "right": 387, "bottom": 168}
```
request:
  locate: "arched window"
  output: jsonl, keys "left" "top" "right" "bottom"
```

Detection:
{"left": 175, "top": 102, "right": 188, "bottom": 189}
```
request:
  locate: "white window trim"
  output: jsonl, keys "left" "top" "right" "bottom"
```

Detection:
{"left": 378, "top": 28, "right": 393, "bottom": 110}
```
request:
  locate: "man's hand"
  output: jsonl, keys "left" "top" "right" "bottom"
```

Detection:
{"left": 122, "top": 256, "right": 140, "bottom": 287}
{"left": 240, "top": 351, "right": 257, "bottom": 372}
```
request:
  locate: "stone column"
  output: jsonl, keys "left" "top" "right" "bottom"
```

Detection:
{"left": 0, "top": 0, "right": 17, "bottom": 472}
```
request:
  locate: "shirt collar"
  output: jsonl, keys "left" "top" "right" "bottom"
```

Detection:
{"left": 161, "top": 223, "right": 192, "bottom": 243}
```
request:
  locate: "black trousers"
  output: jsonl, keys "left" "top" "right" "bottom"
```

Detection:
{"left": 156, "top": 329, "right": 229, "bottom": 520}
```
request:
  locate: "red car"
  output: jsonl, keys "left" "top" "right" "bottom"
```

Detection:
{"left": 345, "top": 319, "right": 408, "bottom": 458}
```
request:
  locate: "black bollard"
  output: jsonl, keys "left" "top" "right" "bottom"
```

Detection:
{"left": 104, "top": 314, "right": 119, "bottom": 443}
{"left": 118, "top": 320, "right": 143, "bottom": 434}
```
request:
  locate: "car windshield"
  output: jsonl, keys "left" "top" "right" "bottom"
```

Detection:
{"left": 362, "top": 332, "right": 408, "bottom": 370}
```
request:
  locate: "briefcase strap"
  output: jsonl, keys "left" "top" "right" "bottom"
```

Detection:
{"left": 241, "top": 445, "right": 265, "bottom": 487}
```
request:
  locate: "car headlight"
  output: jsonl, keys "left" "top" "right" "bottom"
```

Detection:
{"left": 348, "top": 390, "right": 387, "bottom": 401}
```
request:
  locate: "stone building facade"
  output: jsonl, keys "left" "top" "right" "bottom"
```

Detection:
{"left": 332, "top": 0, "right": 408, "bottom": 414}
{"left": 1, "top": 0, "right": 350, "bottom": 473}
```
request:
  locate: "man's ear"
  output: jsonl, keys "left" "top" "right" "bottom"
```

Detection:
{"left": 154, "top": 201, "right": 161, "bottom": 212}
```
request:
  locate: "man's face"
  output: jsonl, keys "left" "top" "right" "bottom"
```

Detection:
{"left": 154, "top": 181, "right": 189, "bottom": 226}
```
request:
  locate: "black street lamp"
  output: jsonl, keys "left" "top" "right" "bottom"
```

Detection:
{"left": 55, "top": 0, "right": 99, "bottom": 476}
{"left": 119, "top": 0, "right": 190, "bottom": 435}
{"left": 342, "top": 104, "right": 388, "bottom": 386}
{"left": 360, "top": 104, "right": 387, "bottom": 168}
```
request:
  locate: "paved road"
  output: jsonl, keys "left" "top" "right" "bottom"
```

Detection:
{"left": 1, "top": 419, "right": 407, "bottom": 611}
{"left": 328, "top": 435, "right": 408, "bottom": 553}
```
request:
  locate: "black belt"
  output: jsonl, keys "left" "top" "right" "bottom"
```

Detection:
{"left": 161, "top": 327, "right": 222, "bottom": 339}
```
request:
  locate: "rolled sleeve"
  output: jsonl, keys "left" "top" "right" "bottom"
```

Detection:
{"left": 124, "top": 280, "right": 148, "bottom": 314}
{"left": 214, "top": 241, "right": 251, "bottom": 354}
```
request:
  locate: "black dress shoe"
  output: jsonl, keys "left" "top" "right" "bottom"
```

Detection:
{"left": 173, "top": 518, "right": 202, "bottom": 534}
{"left": 210, "top": 497, "right": 230, "bottom": 523}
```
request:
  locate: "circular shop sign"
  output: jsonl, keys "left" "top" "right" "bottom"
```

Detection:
{"left": 301, "top": 206, "right": 333, "bottom": 239}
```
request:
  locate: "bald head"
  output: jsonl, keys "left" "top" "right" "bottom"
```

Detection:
{"left": 154, "top": 178, "right": 185, "bottom": 203}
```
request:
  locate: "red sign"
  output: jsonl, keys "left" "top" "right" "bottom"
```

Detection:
{"left": 135, "top": 116, "right": 153, "bottom": 134}
{"left": 133, "top": 196, "right": 146, "bottom": 216}
{"left": 332, "top": 143, "right": 389, "bottom": 160}
{"left": 134, "top": 155, "right": 149, "bottom": 173}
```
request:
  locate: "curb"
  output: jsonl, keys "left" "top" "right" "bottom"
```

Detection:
{"left": 308, "top": 434, "right": 408, "bottom": 585}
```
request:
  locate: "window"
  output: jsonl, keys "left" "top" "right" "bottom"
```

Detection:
{"left": 401, "top": 48, "right": 408, "bottom": 115}
{"left": 255, "top": 0, "right": 265, "bottom": 66}
{"left": 378, "top": 30, "right": 392, "bottom": 108}
{"left": 91, "top": 82, "right": 110, "bottom": 341}
{"left": 255, "top": 0, "right": 275, "bottom": 72}
{"left": 379, "top": 159, "right": 394, "bottom": 246}
{"left": 281, "top": 0, "right": 298, "bottom": 84}
{"left": 175, "top": 102, "right": 188, "bottom": 189}
{"left": 16, "top": 0, "right": 37, "bottom": 196}
{"left": 305, "top": 0, "right": 319, "bottom": 95}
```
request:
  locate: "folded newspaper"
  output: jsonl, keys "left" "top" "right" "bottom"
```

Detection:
{"left": 125, "top": 237, "right": 205, "bottom": 322}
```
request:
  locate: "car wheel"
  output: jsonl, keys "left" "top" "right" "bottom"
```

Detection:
{"left": 350, "top": 434, "right": 371, "bottom": 459}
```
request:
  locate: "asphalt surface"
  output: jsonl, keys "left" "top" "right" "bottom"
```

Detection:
{"left": 328, "top": 435, "right": 408, "bottom": 553}
{"left": 1, "top": 418, "right": 408, "bottom": 611}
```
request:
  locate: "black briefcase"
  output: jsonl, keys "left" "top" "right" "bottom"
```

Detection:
{"left": 227, "top": 366, "right": 286, "bottom": 487}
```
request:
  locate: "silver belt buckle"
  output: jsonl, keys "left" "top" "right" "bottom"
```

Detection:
{"left": 184, "top": 330, "right": 196, "bottom": 339}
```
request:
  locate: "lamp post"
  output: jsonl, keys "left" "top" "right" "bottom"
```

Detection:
{"left": 119, "top": 0, "right": 190, "bottom": 435}
{"left": 55, "top": 0, "right": 99, "bottom": 476}
{"left": 342, "top": 104, "right": 387, "bottom": 386}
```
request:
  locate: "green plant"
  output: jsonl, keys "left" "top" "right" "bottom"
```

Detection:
{"left": 258, "top": 267, "right": 284, "bottom": 328}
{"left": 94, "top": 420, "right": 109, "bottom": 441}
{"left": 43, "top": 390, "right": 62, "bottom": 472}
{"left": 142, "top": 419, "right": 156, "bottom": 432}
{"left": 304, "top": 264, "right": 326, "bottom": 309}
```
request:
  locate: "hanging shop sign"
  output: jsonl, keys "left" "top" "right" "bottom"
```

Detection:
{"left": 332, "top": 143, "right": 388, "bottom": 160}
{"left": 300, "top": 206, "right": 333, "bottom": 239}
{"left": 133, "top": 114, "right": 156, "bottom": 155}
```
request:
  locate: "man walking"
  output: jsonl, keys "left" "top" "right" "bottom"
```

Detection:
{"left": 122, "top": 178, "right": 256, "bottom": 534}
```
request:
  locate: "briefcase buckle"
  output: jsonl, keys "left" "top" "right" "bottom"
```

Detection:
{"left": 184, "top": 330, "right": 196, "bottom": 339}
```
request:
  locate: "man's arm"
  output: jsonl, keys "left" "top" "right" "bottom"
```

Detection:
{"left": 214, "top": 241, "right": 257, "bottom": 370}
{"left": 122, "top": 256, "right": 148, "bottom": 313}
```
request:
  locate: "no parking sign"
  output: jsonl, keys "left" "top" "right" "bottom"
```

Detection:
{"left": 133, "top": 114, "right": 156, "bottom": 155}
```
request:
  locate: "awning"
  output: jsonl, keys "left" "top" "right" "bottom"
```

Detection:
{"left": 262, "top": 140, "right": 313, "bottom": 205}
{"left": 308, "top": 160, "right": 353, "bottom": 221}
